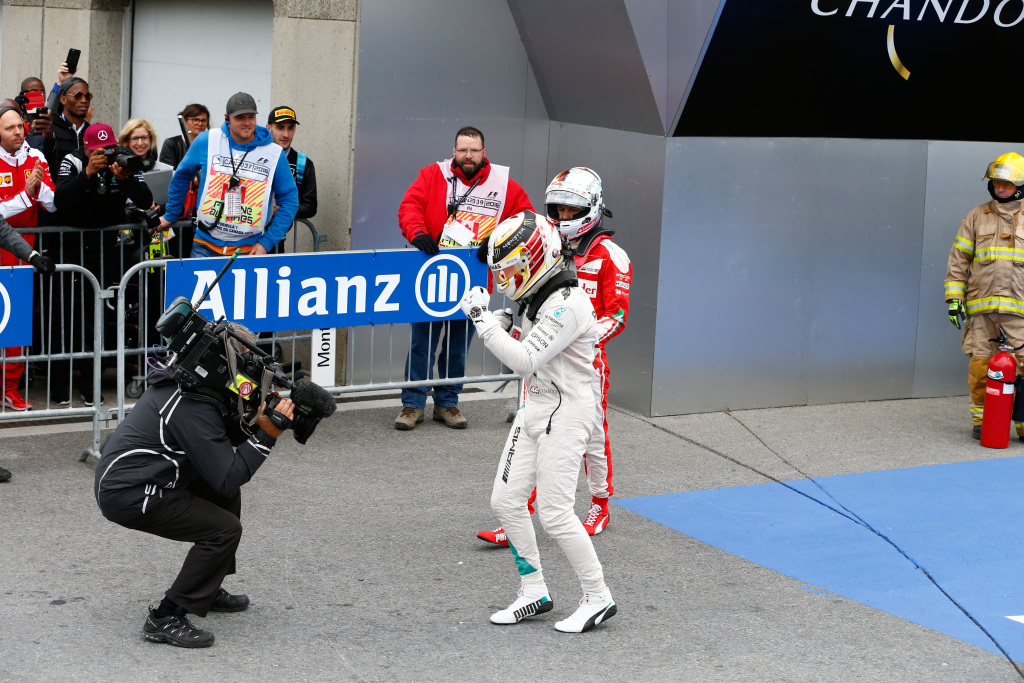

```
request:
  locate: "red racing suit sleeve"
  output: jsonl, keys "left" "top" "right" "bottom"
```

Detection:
{"left": 587, "top": 241, "right": 631, "bottom": 347}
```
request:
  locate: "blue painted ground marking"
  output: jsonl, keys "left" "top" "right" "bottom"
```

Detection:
{"left": 616, "top": 457, "right": 1024, "bottom": 658}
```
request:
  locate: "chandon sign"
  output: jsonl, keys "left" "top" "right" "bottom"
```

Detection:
{"left": 811, "top": 0, "right": 1024, "bottom": 26}
{"left": 674, "top": 0, "right": 1024, "bottom": 140}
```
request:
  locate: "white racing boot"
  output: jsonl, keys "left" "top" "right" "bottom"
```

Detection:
{"left": 490, "top": 581, "right": 553, "bottom": 625}
{"left": 554, "top": 589, "right": 616, "bottom": 633}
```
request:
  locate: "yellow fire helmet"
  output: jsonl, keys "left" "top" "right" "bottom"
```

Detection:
{"left": 488, "top": 211, "right": 564, "bottom": 302}
{"left": 984, "top": 152, "right": 1024, "bottom": 187}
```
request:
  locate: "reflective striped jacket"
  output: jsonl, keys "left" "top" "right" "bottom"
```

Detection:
{"left": 944, "top": 199, "right": 1024, "bottom": 317}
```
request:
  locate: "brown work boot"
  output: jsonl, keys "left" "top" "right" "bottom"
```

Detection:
{"left": 394, "top": 407, "right": 425, "bottom": 431}
{"left": 433, "top": 405, "right": 468, "bottom": 429}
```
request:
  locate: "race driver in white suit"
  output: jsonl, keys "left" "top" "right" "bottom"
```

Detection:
{"left": 459, "top": 210, "right": 616, "bottom": 633}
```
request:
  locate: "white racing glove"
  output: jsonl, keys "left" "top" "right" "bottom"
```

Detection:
{"left": 459, "top": 286, "right": 499, "bottom": 333}
{"left": 493, "top": 307, "right": 523, "bottom": 340}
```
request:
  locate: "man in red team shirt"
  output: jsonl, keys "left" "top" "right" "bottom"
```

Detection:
{"left": 478, "top": 167, "right": 631, "bottom": 543}
{"left": 395, "top": 126, "right": 533, "bottom": 431}
{"left": 0, "top": 105, "right": 56, "bottom": 411}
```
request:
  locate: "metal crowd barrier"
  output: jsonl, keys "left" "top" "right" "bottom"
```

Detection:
{"left": 111, "top": 252, "right": 519, "bottom": 422}
{"left": 0, "top": 263, "right": 103, "bottom": 461}
{"left": 6, "top": 219, "right": 514, "bottom": 433}
{"left": 5, "top": 220, "right": 324, "bottom": 457}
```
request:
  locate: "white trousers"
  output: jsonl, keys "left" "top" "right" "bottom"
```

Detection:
{"left": 490, "top": 401, "right": 605, "bottom": 592}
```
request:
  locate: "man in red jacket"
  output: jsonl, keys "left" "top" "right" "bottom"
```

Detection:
{"left": 0, "top": 105, "right": 56, "bottom": 411}
{"left": 396, "top": 126, "right": 532, "bottom": 430}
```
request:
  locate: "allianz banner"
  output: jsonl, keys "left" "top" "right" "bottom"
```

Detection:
{"left": 0, "top": 267, "right": 34, "bottom": 346}
{"left": 675, "top": 0, "right": 1023, "bottom": 140}
{"left": 164, "top": 248, "right": 487, "bottom": 333}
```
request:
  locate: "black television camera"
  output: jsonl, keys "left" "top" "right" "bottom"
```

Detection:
{"left": 154, "top": 254, "right": 336, "bottom": 443}
{"left": 103, "top": 144, "right": 145, "bottom": 174}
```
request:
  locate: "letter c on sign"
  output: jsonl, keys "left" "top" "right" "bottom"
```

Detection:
{"left": 0, "top": 282, "right": 10, "bottom": 336}
{"left": 811, "top": 0, "right": 839, "bottom": 15}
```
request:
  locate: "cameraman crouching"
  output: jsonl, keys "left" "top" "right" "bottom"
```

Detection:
{"left": 93, "top": 324, "right": 293, "bottom": 648}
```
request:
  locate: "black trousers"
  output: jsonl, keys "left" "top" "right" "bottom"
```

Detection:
{"left": 120, "top": 478, "right": 242, "bottom": 617}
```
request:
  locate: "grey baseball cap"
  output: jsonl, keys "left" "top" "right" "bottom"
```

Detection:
{"left": 226, "top": 92, "right": 258, "bottom": 116}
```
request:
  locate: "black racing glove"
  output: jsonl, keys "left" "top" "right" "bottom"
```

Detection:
{"left": 411, "top": 234, "right": 439, "bottom": 255}
{"left": 947, "top": 299, "right": 966, "bottom": 329}
{"left": 29, "top": 251, "right": 55, "bottom": 277}
{"left": 476, "top": 241, "right": 489, "bottom": 264}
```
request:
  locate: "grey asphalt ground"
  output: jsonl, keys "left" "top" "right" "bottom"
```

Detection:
{"left": 2, "top": 392, "right": 1022, "bottom": 682}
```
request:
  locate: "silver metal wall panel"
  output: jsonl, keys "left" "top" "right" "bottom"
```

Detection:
{"left": 912, "top": 140, "right": 1020, "bottom": 398}
{"left": 623, "top": 0, "right": 668, "bottom": 133}
{"left": 806, "top": 139, "right": 926, "bottom": 404}
{"left": 546, "top": 122, "right": 666, "bottom": 416}
{"left": 356, "top": 0, "right": 529, "bottom": 122}
{"left": 666, "top": 0, "right": 723, "bottom": 135}
{"left": 351, "top": 0, "right": 545, "bottom": 252}
{"left": 654, "top": 138, "right": 927, "bottom": 415}
{"left": 507, "top": 0, "right": 663, "bottom": 135}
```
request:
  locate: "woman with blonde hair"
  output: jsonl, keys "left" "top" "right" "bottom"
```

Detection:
{"left": 119, "top": 118, "right": 172, "bottom": 172}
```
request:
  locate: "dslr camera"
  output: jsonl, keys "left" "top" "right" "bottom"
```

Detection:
{"left": 155, "top": 295, "right": 337, "bottom": 444}
{"left": 103, "top": 144, "right": 145, "bottom": 174}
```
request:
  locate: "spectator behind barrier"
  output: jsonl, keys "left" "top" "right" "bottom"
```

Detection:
{"left": 49, "top": 123, "right": 153, "bottom": 407}
{"left": 15, "top": 77, "right": 52, "bottom": 152}
{"left": 119, "top": 119, "right": 172, "bottom": 174}
{"left": 42, "top": 76, "right": 91, "bottom": 185}
{"left": 267, "top": 106, "right": 317, "bottom": 220}
{"left": 159, "top": 103, "right": 209, "bottom": 169}
{"left": 0, "top": 215, "right": 55, "bottom": 482}
{"left": 0, "top": 105, "right": 57, "bottom": 413}
{"left": 156, "top": 92, "right": 297, "bottom": 257}
{"left": 393, "top": 125, "right": 533, "bottom": 431}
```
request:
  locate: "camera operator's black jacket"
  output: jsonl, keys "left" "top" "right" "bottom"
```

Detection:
{"left": 94, "top": 371, "right": 278, "bottom": 524}
{"left": 286, "top": 148, "right": 317, "bottom": 220}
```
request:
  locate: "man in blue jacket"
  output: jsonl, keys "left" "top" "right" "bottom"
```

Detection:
{"left": 157, "top": 92, "right": 298, "bottom": 257}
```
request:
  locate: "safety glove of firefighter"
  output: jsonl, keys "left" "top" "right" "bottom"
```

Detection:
{"left": 411, "top": 233, "right": 439, "bottom": 255}
{"left": 459, "top": 286, "right": 499, "bottom": 334}
{"left": 947, "top": 299, "right": 966, "bottom": 329}
{"left": 28, "top": 251, "right": 55, "bottom": 277}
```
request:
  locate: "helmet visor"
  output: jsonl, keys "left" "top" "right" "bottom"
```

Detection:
{"left": 986, "top": 160, "right": 1024, "bottom": 185}
{"left": 492, "top": 253, "right": 525, "bottom": 285}
{"left": 545, "top": 189, "right": 588, "bottom": 209}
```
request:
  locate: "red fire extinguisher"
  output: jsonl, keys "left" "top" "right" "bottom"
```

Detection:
{"left": 980, "top": 326, "right": 1021, "bottom": 449}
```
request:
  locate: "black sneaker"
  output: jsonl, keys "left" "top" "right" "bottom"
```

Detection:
{"left": 209, "top": 588, "right": 249, "bottom": 613}
{"left": 142, "top": 607, "right": 214, "bottom": 648}
{"left": 0, "top": 467, "right": 10, "bottom": 482}
{"left": 973, "top": 425, "right": 982, "bottom": 440}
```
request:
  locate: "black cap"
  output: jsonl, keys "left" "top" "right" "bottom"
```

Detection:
{"left": 268, "top": 106, "right": 300, "bottom": 125}
{"left": 226, "top": 92, "right": 258, "bottom": 116}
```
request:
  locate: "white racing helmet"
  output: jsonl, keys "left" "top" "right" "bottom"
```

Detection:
{"left": 487, "top": 211, "right": 564, "bottom": 301}
{"left": 544, "top": 167, "right": 604, "bottom": 240}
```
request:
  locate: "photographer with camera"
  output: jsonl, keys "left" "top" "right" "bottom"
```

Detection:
{"left": 49, "top": 122, "right": 151, "bottom": 406}
{"left": 94, "top": 321, "right": 295, "bottom": 648}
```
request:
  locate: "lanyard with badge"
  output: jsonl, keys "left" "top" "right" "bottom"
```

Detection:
{"left": 222, "top": 147, "right": 251, "bottom": 219}
{"left": 442, "top": 176, "right": 482, "bottom": 246}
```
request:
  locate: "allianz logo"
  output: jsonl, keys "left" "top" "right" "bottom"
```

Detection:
{"left": 188, "top": 253, "right": 472, "bottom": 321}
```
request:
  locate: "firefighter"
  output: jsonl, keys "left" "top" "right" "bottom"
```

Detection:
{"left": 945, "top": 152, "right": 1024, "bottom": 440}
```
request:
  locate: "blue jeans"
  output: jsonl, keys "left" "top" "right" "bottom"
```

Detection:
{"left": 189, "top": 242, "right": 221, "bottom": 258}
{"left": 401, "top": 319, "right": 475, "bottom": 409}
